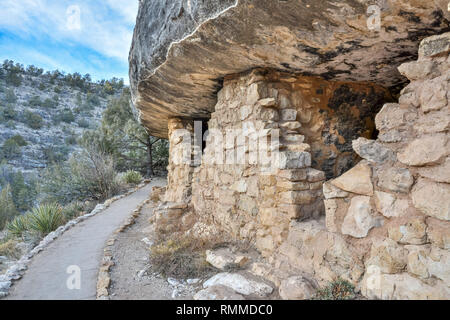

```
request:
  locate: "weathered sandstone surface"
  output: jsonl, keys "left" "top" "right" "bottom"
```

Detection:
{"left": 131, "top": 0, "right": 450, "bottom": 300}
{"left": 130, "top": 0, "right": 449, "bottom": 138}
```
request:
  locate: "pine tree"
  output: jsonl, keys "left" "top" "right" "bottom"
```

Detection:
{"left": 81, "top": 88, "right": 168, "bottom": 176}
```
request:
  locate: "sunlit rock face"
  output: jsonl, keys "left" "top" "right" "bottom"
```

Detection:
{"left": 130, "top": 0, "right": 449, "bottom": 138}
{"left": 132, "top": 0, "right": 450, "bottom": 300}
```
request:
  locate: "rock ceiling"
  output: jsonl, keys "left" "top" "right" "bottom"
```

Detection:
{"left": 129, "top": 0, "right": 449, "bottom": 138}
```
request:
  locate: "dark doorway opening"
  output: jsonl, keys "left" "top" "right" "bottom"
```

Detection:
{"left": 194, "top": 118, "right": 209, "bottom": 153}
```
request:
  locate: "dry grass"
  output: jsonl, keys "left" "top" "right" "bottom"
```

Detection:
{"left": 149, "top": 212, "right": 257, "bottom": 279}
{"left": 0, "top": 239, "right": 21, "bottom": 259}
{"left": 149, "top": 233, "right": 227, "bottom": 279}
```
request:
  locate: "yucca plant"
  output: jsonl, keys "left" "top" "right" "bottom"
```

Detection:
{"left": 123, "top": 170, "right": 143, "bottom": 185}
{"left": 27, "top": 203, "right": 64, "bottom": 237}
{"left": 7, "top": 214, "right": 30, "bottom": 237}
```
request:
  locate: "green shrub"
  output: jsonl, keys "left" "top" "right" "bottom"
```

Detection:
{"left": 103, "top": 82, "right": 115, "bottom": 95}
{"left": 27, "top": 203, "right": 64, "bottom": 236}
{"left": 77, "top": 118, "right": 90, "bottom": 128}
{"left": 3, "top": 60, "right": 24, "bottom": 87}
{"left": 42, "top": 97, "right": 57, "bottom": 109}
{"left": 28, "top": 95, "right": 42, "bottom": 107}
{"left": 0, "top": 184, "right": 18, "bottom": 229}
{"left": 313, "top": 278, "right": 357, "bottom": 300}
{"left": 1, "top": 135, "right": 27, "bottom": 160}
{"left": 1, "top": 138, "right": 22, "bottom": 160}
{"left": 25, "top": 65, "right": 43, "bottom": 76}
{"left": 40, "top": 164, "right": 72, "bottom": 204}
{"left": 4, "top": 88, "right": 17, "bottom": 103}
{"left": 6, "top": 214, "right": 29, "bottom": 237}
{"left": 76, "top": 92, "right": 83, "bottom": 105}
{"left": 24, "top": 110, "right": 44, "bottom": 129}
{"left": 5, "top": 72, "right": 22, "bottom": 87}
{"left": 41, "top": 145, "right": 69, "bottom": 165}
{"left": 1, "top": 104, "right": 17, "bottom": 120}
{"left": 123, "top": 170, "right": 142, "bottom": 185}
{"left": 6, "top": 203, "right": 65, "bottom": 238}
{"left": 5, "top": 120, "right": 16, "bottom": 129}
{"left": 58, "top": 109, "right": 75, "bottom": 123}
{"left": 0, "top": 167, "right": 37, "bottom": 212}
{"left": 69, "top": 148, "right": 120, "bottom": 201}
{"left": 42, "top": 148, "right": 121, "bottom": 204}
{"left": 61, "top": 202, "right": 84, "bottom": 221}
{"left": 9, "top": 134, "right": 27, "bottom": 146}
{"left": 64, "top": 134, "right": 77, "bottom": 145}
{"left": 86, "top": 92, "right": 100, "bottom": 107}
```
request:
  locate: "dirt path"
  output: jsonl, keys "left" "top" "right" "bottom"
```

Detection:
{"left": 5, "top": 180, "right": 163, "bottom": 300}
{"left": 109, "top": 190, "right": 200, "bottom": 300}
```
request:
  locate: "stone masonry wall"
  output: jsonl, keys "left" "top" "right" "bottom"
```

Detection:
{"left": 154, "top": 118, "right": 195, "bottom": 234}
{"left": 157, "top": 31, "right": 449, "bottom": 300}
{"left": 164, "top": 118, "right": 195, "bottom": 204}
{"left": 189, "top": 70, "right": 389, "bottom": 256}
{"left": 275, "top": 32, "right": 450, "bottom": 299}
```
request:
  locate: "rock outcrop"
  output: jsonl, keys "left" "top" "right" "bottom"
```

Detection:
{"left": 130, "top": 0, "right": 449, "bottom": 138}
{"left": 131, "top": 0, "right": 450, "bottom": 300}
{"left": 282, "top": 33, "right": 450, "bottom": 299}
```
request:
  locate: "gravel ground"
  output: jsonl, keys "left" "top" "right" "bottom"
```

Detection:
{"left": 109, "top": 178, "right": 201, "bottom": 300}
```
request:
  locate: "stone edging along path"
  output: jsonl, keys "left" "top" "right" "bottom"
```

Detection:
{"left": 0, "top": 180, "right": 152, "bottom": 298}
{"left": 96, "top": 198, "right": 151, "bottom": 299}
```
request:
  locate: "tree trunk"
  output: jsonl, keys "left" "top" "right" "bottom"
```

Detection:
{"left": 147, "top": 135, "right": 154, "bottom": 176}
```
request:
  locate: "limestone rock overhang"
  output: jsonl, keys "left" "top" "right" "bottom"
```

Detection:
{"left": 129, "top": 0, "right": 450, "bottom": 138}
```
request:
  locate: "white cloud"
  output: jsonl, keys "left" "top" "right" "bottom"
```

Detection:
{"left": 0, "top": 0, "right": 139, "bottom": 62}
{"left": 105, "top": 0, "right": 139, "bottom": 24}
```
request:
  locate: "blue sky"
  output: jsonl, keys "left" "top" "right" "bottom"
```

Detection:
{"left": 0, "top": 0, "right": 139, "bottom": 83}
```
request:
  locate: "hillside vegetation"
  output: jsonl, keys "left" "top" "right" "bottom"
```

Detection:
{"left": 0, "top": 60, "right": 168, "bottom": 261}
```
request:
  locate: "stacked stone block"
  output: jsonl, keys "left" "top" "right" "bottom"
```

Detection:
{"left": 320, "top": 32, "right": 450, "bottom": 299}
{"left": 155, "top": 32, "right": 449, "bottom": 299}
{"left": 189, "top": 72, "right": 330, "bottom": 255}
{"left": 161, "top": 69, "right": 388, "bottom": 255}
{"left": 154, "top": 118, "right": 195, "bottom": 233}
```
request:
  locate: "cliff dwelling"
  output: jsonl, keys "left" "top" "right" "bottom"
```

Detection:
{"left": 130, "top": 0, "right": 450, "bottom": 299}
